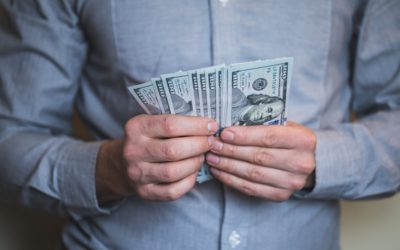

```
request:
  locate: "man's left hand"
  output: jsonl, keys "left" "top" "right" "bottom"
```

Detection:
{"left": 206, "top": 122, "right": 316, "bottom": 201}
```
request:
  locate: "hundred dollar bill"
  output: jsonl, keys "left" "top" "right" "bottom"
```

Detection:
{"left": 127, "top": 57, "right": 293, "bottom": 184}
{"left": 206, "top": 67, "right": 218, "bottom": 121}
{"left": 152, "top": 78, "right": 171, "bottom": 114}
{"left": 227, "top": 57, "right": 293, "bottom": 126}
{"left": 128, "top": 81, "right": 163, "bottom": 115}
{"left": 188, "top": 70, "right": 204, "bottom": 116}
{"left": 218, "top": 67, "right": 228, "bottom": 127}
{"left": 197, "top": 70, "right": 210, "bottom": 118}
{"left": 197, "top": 66, "right": 222, "bottom": 183}
{"left": 214, "top": 65, "right": 225, "bottom": 125}
{"left": 161, "top": 71, "right": 196, "bottom": 116}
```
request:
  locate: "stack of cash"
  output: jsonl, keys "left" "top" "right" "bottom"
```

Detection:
{"left": 128, "top": 57, "right": 293, "bottom": 183}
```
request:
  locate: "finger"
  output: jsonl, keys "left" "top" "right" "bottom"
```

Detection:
{"left": 137, "top": 155, "right": 204, "bottom": 184}
{"left": 137, "top": 173, "right": 197, "bottom": 201}
{"left": 208, "top": 137, "right": 315, "bottom": 174}
{"left": 144, "top": 136, "right": 211, "bottom": 162}
{"left": 219, "top": 124, "right": 316, "bottom": 149}
{"left": 206, "top": 153, "right": 307, "bottom": 190}
{"left": 210, "top": 168, "right": 292, "bottom": 201}
{"left": 126, "top": 114, "right": 218, "bottom": 139}
{"left": 286, "top": 121, "right": 302, "bottom": 127}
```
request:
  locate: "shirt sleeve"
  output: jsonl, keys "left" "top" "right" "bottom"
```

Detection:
{"left": 298, "top": 0, "right": 400, "bottom": 200}
{"left": 0, "top": 0, "right": 112, "bottom": 217}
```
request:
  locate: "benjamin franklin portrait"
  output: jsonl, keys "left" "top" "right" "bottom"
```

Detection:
{"left": 231, "top": 89, "right": 284, "bottom": 126}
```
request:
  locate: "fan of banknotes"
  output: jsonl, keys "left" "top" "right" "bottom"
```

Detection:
{"left": 128, "top": 57, "right": 293, "bottom": 183}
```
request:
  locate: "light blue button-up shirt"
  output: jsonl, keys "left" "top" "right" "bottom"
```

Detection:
{"left": 0, "top": 1, "right": 399, "bottom": 249}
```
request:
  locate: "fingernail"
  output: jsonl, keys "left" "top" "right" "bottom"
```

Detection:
{"left": 221, "top": 130, "right": 234, "bottom": 141}
{"left": 211, "top": 140, "right": 223, "bottom": 151}
{"left": 208, "top": 121, "right": 218, "bottom": 133}
{"left": 206, "top": 153, "right": 220, "bottom": 164}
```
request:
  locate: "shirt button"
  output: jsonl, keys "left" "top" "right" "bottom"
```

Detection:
{"left": 219, "top": 0, "right": 229, "bottom": 7}
{"left": 228, "top": 230, "right": 241, "bottom": 248}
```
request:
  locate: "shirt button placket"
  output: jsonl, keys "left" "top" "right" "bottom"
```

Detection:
{"left": 209, "top": 2, "right": 245, "bottom": 249}
{"left": 210, "top": 0, "right": 236, "bottom": 65}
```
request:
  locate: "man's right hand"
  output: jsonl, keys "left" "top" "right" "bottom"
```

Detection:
{"left": 95, "top": 114, "right": 218, "bottom": 203}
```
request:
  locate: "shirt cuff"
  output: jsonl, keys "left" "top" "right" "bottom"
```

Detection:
{"left": 294, "top": 128, "right": 361, "bottom": 199}
{"left": 59, "top": 140, "right": 124, "bottom": 217}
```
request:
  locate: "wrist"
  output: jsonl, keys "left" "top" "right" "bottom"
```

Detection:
{"left": 95, "top": 139, "right": 133, "bottom": 203}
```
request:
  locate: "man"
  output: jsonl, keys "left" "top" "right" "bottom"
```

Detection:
{"left": 0, "top": 1, "right": 399, "bottom": 249}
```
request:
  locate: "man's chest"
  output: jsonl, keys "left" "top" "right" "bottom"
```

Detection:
{"left": 80, "top": 0, "right": 334, "bottom": 80}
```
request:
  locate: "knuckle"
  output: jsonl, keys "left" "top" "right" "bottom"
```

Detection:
{"left": 162, "top": 116, "right": 178, "bottom": 135}
{"left": 124, "top": 116, "right": 143, "bottom": 135}
{"left": 303, "top": 132, "right": 317, "bottom": 151}
{"left": 127, "top": 168, "right": 141, "bottom": 182}
{"left": 262, "top": 131, "right": 279, "bottom": 147}
{"left": 122, "top": 146, "right": 132, "bottom": 160}
{"left": 123, "top": 144, "right": 140, "bottom": 160}
{"left": 124, "top": 119, "right": 134, "bottom": 134}
{"left": 160, "top": 166, "right": 177, "bottom": 181}
{"left": 161, "top": 143, "right": 180, "bottom": 161}
{"left": 248, "top": 166, "right": 264, "bottom": 182}
{"left": 146, "top": 116, "right": 160, "bottom": 131}
{"left": 296, "top": 159, "right": 315, "bottom": 174}
{"left": 253, "top": 149, "right": 272, "bottom": 166}
{"left": 225, "top": 144, "right": 237, "bottom": 155}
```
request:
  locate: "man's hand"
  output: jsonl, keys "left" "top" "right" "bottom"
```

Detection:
{"left": 96, "top": 115, "right": 218, "bottom": 202}
{"left": 206, "top": 122, "right": 316, "bottom": 201}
